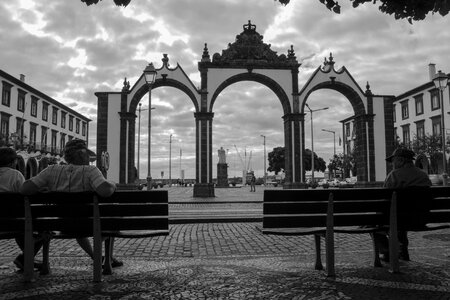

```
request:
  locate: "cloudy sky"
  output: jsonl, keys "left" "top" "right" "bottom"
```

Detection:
{"left": 1, "top": 0, "right": 449, "bottom": 180}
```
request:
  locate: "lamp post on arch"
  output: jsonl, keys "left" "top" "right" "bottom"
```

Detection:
{"left": 143, "top": 63, "right": 157, "bottom": 190}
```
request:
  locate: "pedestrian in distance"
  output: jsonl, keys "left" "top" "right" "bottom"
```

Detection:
{"left": 250, "top": 174, "right": 256, "bottom": 192}
{"left": 0, "top": 147, "right": 44, "bottom": 271}
{"left": 373, "top": 147, "right": 431, "bottom": 262}
{"left": 20, "top": 139, "right": 123, "bottom": 271}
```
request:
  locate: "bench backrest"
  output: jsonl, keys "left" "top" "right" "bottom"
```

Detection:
{"left": 263, "top": 188, "right": 392, "bottom": 229}
{"left": 263, "top": 187, "right": 450, "bottom": 230}
{"left": 27, "top": 190, "right": 169, "bottom": 235}
{"left": 0, "top": 193, "right": 26, "bottom": 237}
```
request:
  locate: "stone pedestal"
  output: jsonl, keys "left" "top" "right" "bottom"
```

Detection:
{"left": 193, "top": 183, "right": 215, "bottom": 197}
{"left": 217, "top": 163, "right": 228, "bottom": 187}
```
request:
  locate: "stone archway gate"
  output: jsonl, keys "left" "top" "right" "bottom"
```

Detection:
{"left": 95, "top": 21, "right": 395, "bottom": 197}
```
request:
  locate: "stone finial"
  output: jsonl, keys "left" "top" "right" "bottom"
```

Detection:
{"left": 287, "top": 45, "right": 296, "bottom": 60}
{"left": 365, "top": 81, "right": 372, "bottom": 95}
{"left": 202, "top": 43, "right": 211, "bottom": 62}
{"left": 328, "top": 53, "right": 335, "bottom": 66}
{"left": 122, "top": 77, "right": 130, "bottom": 92}
{"left": 162, "top": 53, "right": 169, "bottom": 67}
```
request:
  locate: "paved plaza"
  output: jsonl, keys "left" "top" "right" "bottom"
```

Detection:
{"left": 1, "top": 186, "right": 449, "bottom": 299}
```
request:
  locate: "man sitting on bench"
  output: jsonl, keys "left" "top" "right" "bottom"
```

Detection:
{"left": 20, "top": 139, "right": 123, "bottom": 269}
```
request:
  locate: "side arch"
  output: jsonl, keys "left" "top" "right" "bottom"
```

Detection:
{"left": 126, "top": 78, "right": 199, "bottom": 184}
{"left": 209, "top": 72, "right": 292, "bottom": 114}
{"left": 300, "top": 81, "right": 366, "bottom": 116}
{"left": 129, "top": 78, "right": 199, "bottom": 114}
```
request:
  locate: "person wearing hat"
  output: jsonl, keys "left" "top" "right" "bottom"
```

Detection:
{"left": 21, "top": 139, "right": 123, "bottom": 269}
{"left": 374, "top": 147, "right": 431, "bottom": 262}
{"left": 0, "top": 147, "right": 44, "bottom": 271}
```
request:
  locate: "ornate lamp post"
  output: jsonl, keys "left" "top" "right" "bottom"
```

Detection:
{"left": 433, "top": 70, "right": 449, "bottom": 186}
{"left": 143, "top": 63, "right": 157, "bottom": 190}
{"left": 169, "top": 134, "right": 173, "bottom": 187}
{"left": 305, "top": 103, "right": 329, "bottom": 183}
{"left": 137, "top": 103, "right": 148, "bottom": 180}
{"left": 260, "top": 135, "right": 267, "bottom": 186}
{"left": 322, "top": 129, "right": 336, "bottom": 178}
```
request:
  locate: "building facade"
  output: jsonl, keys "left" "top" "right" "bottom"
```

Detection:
{"left": 341, "top": 64, "right": 450, "bottom": 179}
{"left": 1, "top": 69, "right": 91, "bottom": 178}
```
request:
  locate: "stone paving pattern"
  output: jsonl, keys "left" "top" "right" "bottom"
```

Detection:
{"left": 1, "top": 186, "right": 449, "bottom": 299}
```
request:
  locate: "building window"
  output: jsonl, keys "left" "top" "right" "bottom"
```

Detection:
{"left": 68, "top": 135, "right": 73, "bottom": 142}
{"left": 52, "top": 107, "right": 58, "bottom": 125}
{"left": 401, "top": 101, "right": 409, "bottom": 120}
{"left": 42, "top": 102, "right": 49, "bottom": 121}
{"left": 416, "top": 121, "right": 425, "bottom": 139}
{"left": 69, "top": 116, "right": 74, "bottom": 131}
{"left": 414, "top": 94, "right": 424, "bottom": 116}
{"left": 41, "top": 126, "right": 48, "bottom": 151}
{"left": 82, "top": 122, "right": 86, "bottom": 136}
{"left": 0, "top": 112, "right": 11, "bottom": 140}
{"left": 345, "top": 123, "right": 350, "bottom": 137}
{"left": 51, "top": 130, "right": 57, "bottom": 153}
{"left": 29, "top": 123, "right": 37, "bottom": 149}
{"left": 60, "top": 133, "right": 66, "bottom": 152}
{"left": 75, "top": 119, "right": 80, "bottom": 134}
{"left": 15, "top": 117, "right": 25, "bottom": 140}
{"left": 401, "top": 124, "right": 410, "bottom": 146}
{"left": 61, "top": 112, "right": 66, "bottom": 129}
{"left": 432, "top": 117, "right": 441, "bottom": 136}
{"left": 2, "top": 81, "right": 13, "bottom": 107}
{"left": 31, "top": 96, "right": 38, "bottom": 117}
{"left": 17, "top": 89, "right": 26, "bottom": 112}
{"left": 393, "top": 104, "right": 396, "bottom": 123}
{"left": 430, "top": 89, "right": 440, "bottom": 111}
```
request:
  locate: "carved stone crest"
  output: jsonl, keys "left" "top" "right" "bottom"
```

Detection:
{"left": 211, "top": 20, "right": 297, "bottom": 66}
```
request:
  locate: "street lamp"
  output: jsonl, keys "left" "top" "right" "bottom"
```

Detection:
{"left": 433, "top": 70, "right": 449, "bottom": 186}
{"left": 143, "top": 63, "right": 157, "bottom": 190}
{"left": 169, "top": 134, "right": 173, "bottom": 187}
{"left": 322, "top": 129, "right": 336, "bottom": 178}
{"left": 260, "top": 135, "right": 267, "bottom": 186}
{"left": 137, "top": 103, "right": 147, "bottom": 180}
{"left": 305, "top": 103, "right": 329, "bottom": 183}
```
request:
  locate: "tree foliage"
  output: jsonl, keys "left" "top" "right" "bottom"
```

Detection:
{"left": 81, "top": 0, "right": 449, "bottom": 23}
{"left": 81, "top": 0, "right": 130, "bottom": 6}
{"left": 277, "top": 0, "right": 449, "bottom": 23}
{"left": 327, "top": 153, "right": 356, "bottom": 178}
{"left": 267, "top": 146, "right": 326, "bottom": 174}
{"left": 410, "top": 133, "right": 449, "bottom": 173}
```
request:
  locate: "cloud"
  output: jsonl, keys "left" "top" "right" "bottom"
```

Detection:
{"left": 2, "top": 0, "right": 450, "bottom": 180}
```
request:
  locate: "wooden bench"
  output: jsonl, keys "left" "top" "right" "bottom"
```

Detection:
{"left": 262, "top": 187, "right": 450, "bottom": 277}
{"left": 4, "top": 190, "right": 169, "bottom": 282}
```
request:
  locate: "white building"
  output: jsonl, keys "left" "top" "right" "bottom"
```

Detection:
{"left": 1, "top": 69, "right": 91, "bottom": 178}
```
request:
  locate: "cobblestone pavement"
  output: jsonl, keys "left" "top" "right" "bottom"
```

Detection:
{"left": 1, "top": 187, "right": 449, "bottom": 299}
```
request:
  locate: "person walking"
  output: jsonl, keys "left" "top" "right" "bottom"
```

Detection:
{"left": 250, "top": 174, "right": 256, "bottom": 192}
{"left": 374, "top": 147, "right": 431, "bottom": 262}
{"left": 20, "top": 139, "right": 123, "bottom": 270}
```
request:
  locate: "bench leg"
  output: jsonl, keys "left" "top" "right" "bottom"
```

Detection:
{"left": 314, "top": 234, "right": 323, "bottom": 270}
{"left": 102, "top": 237, "right": 113, "bottom": 275}
{"left": 40, "top": 238, "right": 51, "bottom": 275}
{"left": 370, "top": 233, "right": 382, "bottom": 268}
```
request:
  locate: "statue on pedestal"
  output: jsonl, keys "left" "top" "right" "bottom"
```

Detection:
{"left": 218, "top": 147, "right": 226, "bottom": 164}
{"left": 217, "top": 147, "right": 228, "bottom": 187}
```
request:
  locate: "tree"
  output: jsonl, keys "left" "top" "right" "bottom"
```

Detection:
{"left": 410, "top": 133, "right": 449, "bottom": 174}
{"left": 267, "top": 146, "right": 326, "bottom": 174}
{"left": 81, "top": 0, "right": 130, "bottom": 6}
{"left": 268, "top": 147, "right": 285, "bottom": 174}
{"left": 277, "top": 0, "right": 449, "bottom": 23}
{"left": 327, "top": 152, "right": 356, "bottom": 178}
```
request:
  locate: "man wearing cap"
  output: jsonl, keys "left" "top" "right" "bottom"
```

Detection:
{"left": 21, "top": 139, "right": 122, "bottom": 269}
{"left": 374, "top": 147, "right": 431, "bottom": 262}
{"left": 0, "top": 147, "right": 44, "bottom": 271}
